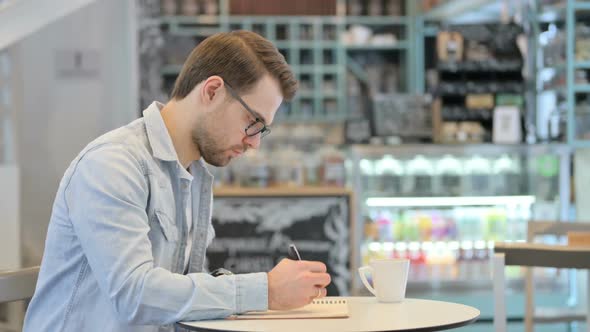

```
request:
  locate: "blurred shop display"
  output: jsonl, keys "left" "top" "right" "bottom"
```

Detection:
{"left": 530, "top": 1, "right": 590, "bottom": 146}
{"left": 209, "top": 122, "right": 348, "bottom": 189}
{"left": 211, "top": 146, "right": 347, "bottom": 188}
{"left": 155, "top": 0, "right": 419, "bottom": 122}
{"left": 432, "top": 24, "right": 525, "bottom": 144}
{"left": 158, "top": 0, "right": 346, "bottom": 121}
{"left": 371, "top": 94, "right": 433, "bottom": 141}
{"left": 533, "top": 21, "right": 589, "bottom": 142}
{"left": 350, "top": 144, "right": 569, "bottom": 293}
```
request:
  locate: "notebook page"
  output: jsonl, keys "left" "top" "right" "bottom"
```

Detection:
{"left": 230, "top": 297, "right": 349, "bottom": 320}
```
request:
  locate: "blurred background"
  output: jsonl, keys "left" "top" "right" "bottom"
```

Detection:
{"left": 2, "top": 0, "right": 590, "bottom": 331}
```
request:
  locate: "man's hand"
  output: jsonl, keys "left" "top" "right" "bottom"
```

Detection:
{"left": 267, "top": 258, "right": 331, "bottom": 310}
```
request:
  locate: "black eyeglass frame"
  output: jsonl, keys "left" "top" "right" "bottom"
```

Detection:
{"left": 224, "top": 82, "right": 271, "bottom": 138}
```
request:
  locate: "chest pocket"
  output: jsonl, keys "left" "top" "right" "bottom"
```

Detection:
{"left": 154, "top": 209, "right": 178, "bottom": 242}
{"left": 149, "top": 208, "right": 179, "bottom": 271}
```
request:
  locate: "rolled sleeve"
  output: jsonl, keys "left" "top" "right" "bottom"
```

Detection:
{"left": 235, "top": 272, "right": 268, "bottom": 313}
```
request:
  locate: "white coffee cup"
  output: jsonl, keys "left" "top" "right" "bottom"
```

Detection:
{"left": 358, "top": 258, "right": 410, "bottom": 303}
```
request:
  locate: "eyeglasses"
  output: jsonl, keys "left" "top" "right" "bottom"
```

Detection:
{"left": 224, "top": 82, "right": 271, "bottom": 138}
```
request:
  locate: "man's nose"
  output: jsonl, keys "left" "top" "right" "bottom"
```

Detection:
{"left": 243, "top": 133, "right": 261, "bottom": 150}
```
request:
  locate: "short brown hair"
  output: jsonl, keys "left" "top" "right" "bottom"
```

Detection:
{"left": 171, "top": 30, "right": 298, "bottom": 101}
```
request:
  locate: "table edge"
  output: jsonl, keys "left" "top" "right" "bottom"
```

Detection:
{"left": 176, "top": 312, "right": 481, "bottom": 332}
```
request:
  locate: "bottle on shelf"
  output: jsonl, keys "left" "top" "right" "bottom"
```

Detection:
{"left": 408, "top": 241, "right": 426, "bottom": 281}
{"left": 417, "top": 213, "right": 433, "bottom": 242}
{"left": 392, "top": 210, "right": 406, "bottom": 242}
{"left": 472, "top": 240, "right": 491, "bottom": 280}
{"left": 484, "top": 208, "right": 507, "bottom": 242}
{"left": 402, "top": 211, "right": 420, "bottom": 242}
{"left": 347, "top": 0, "right": 363, "bottom": 16}
{"left": 375, "top": 210, "right": 394, "bottom": 242}
{"left": 363, "top": 215, "right": 380, "bottom": 242}
{"left": 430, "top": 211, "right": 446, "bottom": 241}
{"left": 368, "top": 0, "right": 381, "bottom": 16}
{"left": 457, "top": 240, "right": 474, "bottom": 280}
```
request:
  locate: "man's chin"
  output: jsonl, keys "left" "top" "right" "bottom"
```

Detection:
{"left": 204, "top": 155, "right": 231, "bottom": 167}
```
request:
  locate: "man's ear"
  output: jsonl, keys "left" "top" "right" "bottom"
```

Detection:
{"left": 201, "top": 76, "right": 224, "bottom": 105}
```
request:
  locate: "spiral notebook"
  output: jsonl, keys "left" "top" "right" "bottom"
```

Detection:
{"left": 230, "top": 297, "right": 349, "bottom": 320}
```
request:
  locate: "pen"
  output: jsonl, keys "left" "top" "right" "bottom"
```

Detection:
{"left": 288, "top": 244, "right": 302, "bottom": 261}
{"left": 290, "top": 243, "right": 324, "bottom": 299}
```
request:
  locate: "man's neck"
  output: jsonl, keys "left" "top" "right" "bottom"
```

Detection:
{"left": 160, "top": 101, "right": 200, "bottom": 168}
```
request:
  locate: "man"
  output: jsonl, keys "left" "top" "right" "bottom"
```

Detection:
{"left": 24, "top": 31, "right": 331, "bottom": 331}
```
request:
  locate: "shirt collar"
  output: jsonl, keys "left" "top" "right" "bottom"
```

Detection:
{"left": 143, "top": 101, "right": 214, "bottom": 180}
{"left": 143, "top": 101, "right": 178, "bottom": 162}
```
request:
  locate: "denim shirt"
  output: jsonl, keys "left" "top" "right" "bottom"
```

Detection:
{"left": 23, "top": 102, "right": 268, "bottom": 332}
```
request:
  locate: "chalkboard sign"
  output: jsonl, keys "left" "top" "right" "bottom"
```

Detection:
{"left": 206, "top": 187, "right": 352, "bottom": 296}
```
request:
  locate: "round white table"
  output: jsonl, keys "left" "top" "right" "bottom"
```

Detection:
{"left": 177, "top": 297, "right": 480, "bottom": 332}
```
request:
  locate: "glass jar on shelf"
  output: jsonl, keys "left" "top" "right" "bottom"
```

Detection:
{"left": 180, "top": 0, "right": 200, "bottom": 16}
{"left": 462, "top": 155, "right": 492, "bottom": 196}
{"left": 528, "top": 154, "right": 559, "bottom": 201}
{"left": 359, "top": 158, "right": 376, "bottom": 193}
{"left": 505, "top": 204, "right": 528, "bottom": 241}
{"left": 280, "top": 147, "right": 305, "bottom": 186}
{"left": 374, "top": 154, "right": 404, "bottom": 195}
{"left": 236, "top": 150, "right": 270, "bottom": 188}
{"left": 403, "top": 155, "right": 435, "bottom": 196}
{"left": 202, "top": 0, "right": 218, "bottom": 15}
{"left": 492, "top": 154, "right": 522, "bottom": 195}
{"left": 161, "top": 0, "right": 178, "bottom": 15}
{"left": 303, "top": 153, "right": 321, "bottom": 186}
{"left": 318, "top": 146, "right": 346, "bottom": 187}
{"left": 435, "top": 154, "right": 463, "bottom": 196}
